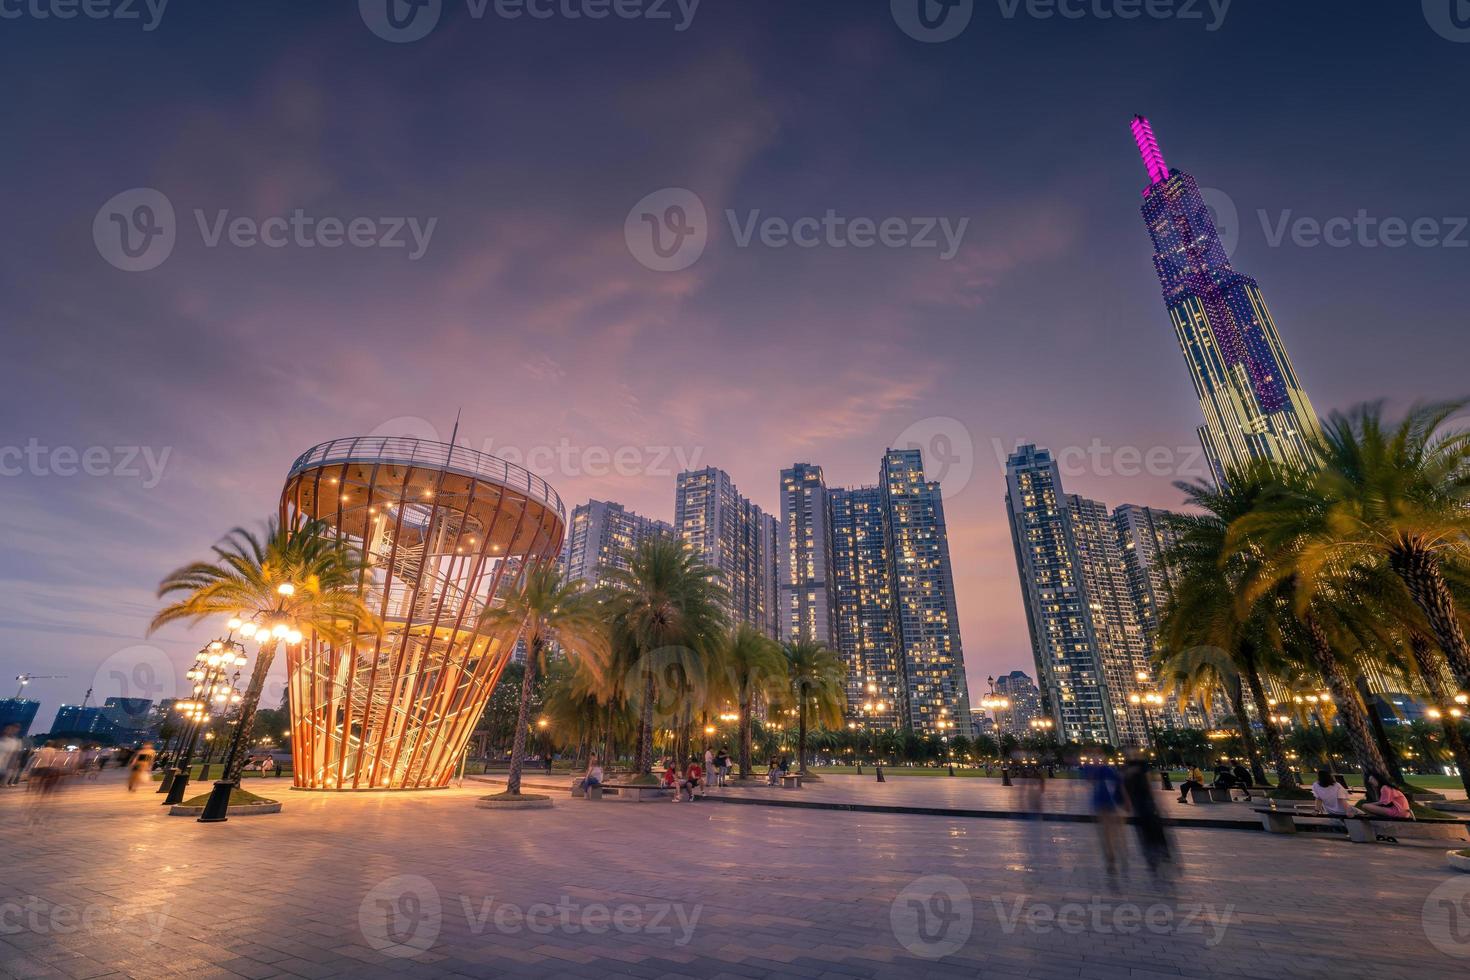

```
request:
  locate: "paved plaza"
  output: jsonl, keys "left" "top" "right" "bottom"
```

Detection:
{"left": 2, "top": 774, "right": 1468, "bottom": 979}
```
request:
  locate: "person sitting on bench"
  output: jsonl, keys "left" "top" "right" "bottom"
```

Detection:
{"left": 1360, "top": 772, "right": 1412, "bottom": 820}
{"left": 1230, "top": 763, "right": 1255, "bottom": 802}
{"left": 583, "top": 757, "right": 604, "bottom": 794}
{"left": 1310, "top": 768, "right": 1352, "bottom": 816}
{"left": 1176, "top": 765, "right": 1205, "bottom": 804}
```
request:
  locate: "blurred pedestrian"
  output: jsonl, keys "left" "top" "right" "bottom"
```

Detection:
{"left": 128, "top": 742, "right": 157, "bottom": 792}
{"left": 1086, "top": 761, "right": 1128, "bottom": 876}
{"left": 0, "top": 724, "right": 20, "bottom": 788}
{"left": 1122, "top": 754, "right": 1174, "bottom": 880}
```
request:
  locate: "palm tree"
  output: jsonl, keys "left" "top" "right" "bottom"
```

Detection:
{"left": 599, "top": 537, "right": 727, "bottom": 779}
{"left": 1302, "top": 402, "right": 1470, "bottom": 688}
{"left": 151, "top": 518, "right": 376, "bottom": 783}
{"left": 714, "top": 624, "right": 785, "bottom": 778}
{"left": 1229, "top": 466, "right": 1392, "bottom": 778}
{"left": 479, "top": 565, "right": 607, "bottom": 797}
{"left": 1159, "top": 472, "right": 1299, "bottom": 789}
{"left": 780, "top": 640, "right": 845, "bottom": 777}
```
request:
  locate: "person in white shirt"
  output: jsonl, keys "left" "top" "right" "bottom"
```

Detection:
{"left": 1310, "top": 768, "right": 1352, "bottom": 816}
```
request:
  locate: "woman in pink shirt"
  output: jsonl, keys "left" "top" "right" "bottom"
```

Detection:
{"left": 1360, "top": 773, "right": 1412, "bottom": 819}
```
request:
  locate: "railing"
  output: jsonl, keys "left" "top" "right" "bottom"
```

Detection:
{"left": 288, "top": 436, "right": 565, "bottom": 519}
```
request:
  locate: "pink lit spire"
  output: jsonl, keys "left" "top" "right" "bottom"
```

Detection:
{"left": 1131, "top": 115, "right": 1170, "bottom": 186}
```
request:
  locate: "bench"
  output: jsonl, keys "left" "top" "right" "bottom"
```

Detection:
{"left": 779, "top": 773, "right": 802, "bottom": 790}
{"left": 1251, "top": 804, "right": 1470, "bottom": 842}
{"left": 599, "top": 782, "right": 673, "bottom": 802}
{"left": 1341, "top": 812, "right": 1470, "bottom": 844}
{"left": 1251, "top": 804, "right": 1337, "bottom": 834}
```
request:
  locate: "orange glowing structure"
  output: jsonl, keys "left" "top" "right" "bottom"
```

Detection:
{"left": 279, "top": 437, "right": 565, "bottom": 790}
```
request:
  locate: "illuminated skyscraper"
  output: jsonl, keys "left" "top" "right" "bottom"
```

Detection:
{"left": 1005, "top": 445, "right": 1152, "bottom": 746}
{"left": 561, "top": 499, "right": 673, "bottom": 587}
{"left": 827, "top": 450, "right": 973, "bottom": 735}
{"left": 830, "top": 485, "right": 901, "bottom": 727}
{"left": 1132, "top": 115, "right": 1321, "bottom": 484}
{"left": 675, "top": 467, "right": 778, "bottom": 638}
{"left": 779, "top": 464, "right": 837, "bottom": 646}
{"left": 880, "top": 449, "right": 972, "bottom": 736}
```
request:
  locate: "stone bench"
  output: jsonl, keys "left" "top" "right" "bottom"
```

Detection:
{"left": 1341, "top": 813, "right": 1470, "bottom": 844}
{"left": 1252, "top": 805, "right": 1470, "bottom": 843}
{"left": 779, "top": 773, "right": 803, "bottom": 790}
{"left": 600, "top": 782, "right": 673, "bottom": 802}
{"left": 1187, "top": 785, "right": 1234, "bottom": 804}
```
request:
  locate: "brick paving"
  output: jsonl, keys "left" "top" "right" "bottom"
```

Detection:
{"left": 1, "top": 772, "right": 1467, "bottom": 978}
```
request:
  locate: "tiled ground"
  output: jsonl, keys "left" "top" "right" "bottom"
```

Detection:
{"left": 2, "top": 773, "right": 1468, "bottom": 979}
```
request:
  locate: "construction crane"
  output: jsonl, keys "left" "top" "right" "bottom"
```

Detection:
{"left": 14, "top": 674, "right": 66, "bottom": 699}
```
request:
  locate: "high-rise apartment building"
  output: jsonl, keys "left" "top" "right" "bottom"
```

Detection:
{"left": 826, "top": 450, "right": 972, "bottom": 736}
{"left": 1066, "top": 495, "right": 1151, "bottom": 746}
{"left": 1113, "top": 503, "right": 1214, "bottom": 729}
{"left": 1132, "top": 115, "right": 1321, "bottom": 484}
{"left": 779, "top": 464, "right": 838, "bottom": 646}
{"left": 1005, "top": 445, "right": 1153, "bottom": 746}
{"left": 675, "top": 467, "right": 778, "bottom": 638}
{"left": 992, "top": 670, "right": 1043, "bottom": 735}
{"left": 561, "top": 499, "right": 673, "bottom": 587}
{"left": 830, "top": 485, "right": 902, "bottom": 727}
{"left": 880, "top": 449, "right": 973, "bottom": 735}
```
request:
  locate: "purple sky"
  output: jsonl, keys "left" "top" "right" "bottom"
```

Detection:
{"left": 3, "top": 2, "right": 1467, "bottom": 727}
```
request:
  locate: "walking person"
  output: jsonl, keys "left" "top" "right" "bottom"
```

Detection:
{"left": 0, "top": 724, "right": 21, "bottom": 788}
{"left": 1085, "top": 760, "right": 1128, "bottom": 876}
{"left": 1121, "top": 754, "right": 1174, "bottom": 880}
{"left": 703, "top": 747, "right": 715, "bottom": 792}
{"left": 127, "top": 742, "right": 157, "bottom": 793}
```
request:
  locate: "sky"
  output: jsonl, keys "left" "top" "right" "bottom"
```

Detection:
{"left": 2, "top": 1, "right": 1468, "bottom": 729}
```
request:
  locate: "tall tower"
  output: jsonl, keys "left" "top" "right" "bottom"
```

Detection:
{"left": 1132, "top": 115, "right": 1321, "bottom": 484}
{"left": 879, "top": 449, "right": 973, "bottom": 736}
{"left": 561, "top": 500, "right": 673, "bottom": 588}
{"left": 675, "top": 467, "right": 779, "bottom": 638}
{"left": 779, "top": 464, "right": 838, "bottom": 646}
{"left": 1005, "top": 445, "right": 1154, "bottom": 747}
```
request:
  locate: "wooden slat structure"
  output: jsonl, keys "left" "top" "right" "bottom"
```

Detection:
{"left": 279, "top": 437, "right": 565, "bottom": 790}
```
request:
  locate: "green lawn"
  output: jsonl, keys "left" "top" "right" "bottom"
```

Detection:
{"left": 153, "top": 765, "right": 291, "bottom": 781}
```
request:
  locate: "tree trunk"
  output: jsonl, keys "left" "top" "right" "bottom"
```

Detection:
{"left": 1228, "top": 674, "right": 1270, "bottom": 787}
{"left": 635, "top": 671, "right": 655, "bottom": 775}
{"left": 601, "top": 701, "right": 614, "bottom": 773}
{"left": 1357, "top": 673, "right": 1405, "bottom": 784}
{"left": 505, "top": 640, "right": 541, "bottom": 796}
{"left": 1392, "top": 546, "right": 1470, "bottom": 689}
{"left": 1410, "top": 632, "right": 1470, "bottom": 795}
{"left": 1304, "top": 615, "right": 1388, "bottom": 777}
{"left": 1243, "top": 672, "right": 1295, "bottom": 789}
{"left": 738, "top": 696, "right": 753, "bottom": 778}
{"left": 797, "top": 701, "right": 809, "bottom": 775}
{"left": 223, "top": 640, "right": 279, "bottom": 783}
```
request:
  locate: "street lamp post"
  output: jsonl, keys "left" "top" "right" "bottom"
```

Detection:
{"left": 1028, "top": 717, "right": 1056, "bottom": 776}
{"left": 200, "top": 587, "right": 304, "bottom": 824}
{"left": 164, "top": 635, "right": 247, "bottom": 806}
{"left": 980, "top": 675, "right": 1012, "bottom": 785}
{"left": 1129, "top": 679, "right": 1170, "bottom": 790}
